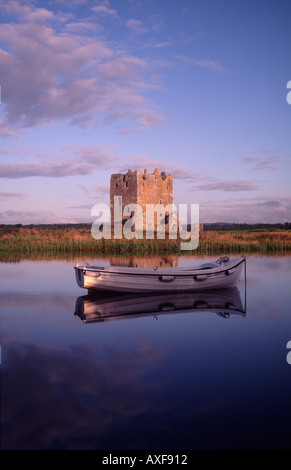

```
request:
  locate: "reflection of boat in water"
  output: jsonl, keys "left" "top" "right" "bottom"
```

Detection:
{"left": 74, "top": 287, "right": 246, "bottom": 324}
{"left": 74, "top": 256, "right": 246, "bottom": 293}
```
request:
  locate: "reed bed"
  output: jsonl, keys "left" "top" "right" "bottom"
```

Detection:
{"left": 0, "top": 224, "right": 290, "bottom": 261}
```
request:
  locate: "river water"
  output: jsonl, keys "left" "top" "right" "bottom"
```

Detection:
{"left": 1, "top": 255, "right": 291, "bottom": 450}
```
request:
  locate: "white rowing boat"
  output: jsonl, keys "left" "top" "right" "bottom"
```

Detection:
{"left": 74, "top": 255, "right": 246, "bottom": 293}
{"left": 74, "top": 287, "right": 246, "bottom": 324}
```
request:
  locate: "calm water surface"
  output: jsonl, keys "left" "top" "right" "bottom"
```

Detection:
{"left": 1, "top": 255, "right": 291, "bottom": 450}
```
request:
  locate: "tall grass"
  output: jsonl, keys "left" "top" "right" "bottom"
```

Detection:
{"left": 0, "top": 224, "right": 290, "bottom": 261}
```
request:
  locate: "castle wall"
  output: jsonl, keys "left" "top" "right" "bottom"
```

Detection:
{"left": 110, "top": 169, "right": 173, "bottom": 232}
{"left": 110, "top": 169, "right": 139, "bottom": 217}
{"left": 138, "top": 168, "right": 173, "bottom": 210}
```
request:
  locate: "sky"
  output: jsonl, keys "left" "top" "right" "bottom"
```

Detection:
{"left": 0, "top": 0, "right": 291, "bottom": 225}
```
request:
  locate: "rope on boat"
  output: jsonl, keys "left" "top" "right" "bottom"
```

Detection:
{"left": 217, "top": 256, "right": 230, "bottom": 263}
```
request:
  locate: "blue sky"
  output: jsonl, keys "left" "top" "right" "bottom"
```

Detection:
{"left": 0, "top": 0, "right": 291, "bottom": 224}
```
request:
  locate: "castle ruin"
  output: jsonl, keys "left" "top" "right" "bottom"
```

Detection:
{"left": 110, "top": 168, "right": 173, "bottom": 233}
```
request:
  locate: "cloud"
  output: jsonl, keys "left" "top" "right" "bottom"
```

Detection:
{"left": 2, "top": 1, "right": 53, "bottom": 21}
{"left": 0, "top": 119, "right": 19, "bottom": 138}
{"left": 168, "top": 166, "right": 202, "bottom": 181}
{"left": 115, "top": 155, "right": 202, "bottom": 182}
{"left": 126, "top": 18, "right": 148, "bottom": 34}
{"left": 92, "top": 1, "right": 118, "bottom": 18}
{"left": 77, "top": 183, "right": 110, "bottom": 200}
{"left": 97, "top": 185, "right": 110, "bottom": 195}
{"left": 2, "top": 337, "right": 164, "bottom": 449}
{"left": 198, "top": 195, "right": 291, "bottom": 223}
{"left": 0, "top": 162, "right": 95, "bottom": 179}
{"left": 0, "top": 209, "right": 56, "bottom": 224}
{"left": 192, "top": 59, "right": 227, "bottom": 72}
{"left": 173, "top": 54, "right": 228, "bottom": 73}
{"left": 3, "top": 151, "right": 201, "bottom": 183}
{"left": 65, "top": 144, "right": 119, "bottom": 167}
{"left": 198, "top": 180, "right": 259, "bottom": 192}
{"left": 0, "top": 208, "right": 93, "bottom": 224}
{"left": 68, "top": 184, "right": 109, "bottom": 208}
{"left": 64, "top": 21, "right": 102, "bottom": 34}
{"left": 0, "top": 143, "right": 122, "bottom": 179}
{"left": 154, "top": 41, "right": 174, "bottom": 48}
{"left": 0, "top": 1, "right": 164, "bottom": 133}
{"left": 242, "top": 150, "right": 282, "bottom": 170}
{"left": 0, "top": 191, "right": 26, "bottom": 200}
{"left": 258, "top": 200, "right": 281, "bottom": 207}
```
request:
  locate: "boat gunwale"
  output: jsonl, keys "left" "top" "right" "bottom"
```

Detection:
{"left": 74, "top": 256, "right": 246, "bottom": 278}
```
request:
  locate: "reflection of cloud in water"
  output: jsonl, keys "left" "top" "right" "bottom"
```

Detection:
{"left": 1, "top": 293, "right": 74, "bottom": 311}
{"left": 2, "top": 340, "right": 165, "bottom": 449}
{"left": 247, "top": 255, "right": 291, "bottom": 272}
{"left": 248, "top": 257, "right": 291, "bottom": 290}
{"left": 1, "top": 287, "right": 246, "bottom": 450}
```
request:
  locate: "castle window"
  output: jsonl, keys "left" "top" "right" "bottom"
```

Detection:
{"left": 126, "top": 181, "right": 128, "bottom": 188}
{"left": 116, "top": 183, "right": 118, "bottom": 189}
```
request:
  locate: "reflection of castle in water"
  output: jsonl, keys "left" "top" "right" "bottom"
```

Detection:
{"left": 108, "top": 255, "right": 178, "bottom": 268}
{"left": 74, "top": 287, "right": 246, "bottom": 325}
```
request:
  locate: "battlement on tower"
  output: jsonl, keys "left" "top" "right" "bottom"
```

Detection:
{"left": 110, "top": 168, "right": 173, "bottom": 209}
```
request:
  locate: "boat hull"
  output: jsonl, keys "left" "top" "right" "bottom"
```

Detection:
{"left": 74, "top": 256, "right": 246, "bottom": 293}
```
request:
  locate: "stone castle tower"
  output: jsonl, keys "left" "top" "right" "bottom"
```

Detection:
{"left": 110, "top": 168, "right": 173, "bottom": 232}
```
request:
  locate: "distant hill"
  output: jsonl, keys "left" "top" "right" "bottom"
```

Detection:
{"left": 203, "top": 222, "right": 291, "bottom": 230}
{"left": 1, "top": 222, "right": 290, "bottom": 230}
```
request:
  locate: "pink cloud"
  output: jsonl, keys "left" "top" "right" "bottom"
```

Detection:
{"left": 126, "top": 19, "right": 148, "bottom": 34}
{"left": 198, "top": 195, "right": 291, "bottom": 223}
{"left": 243, "top": 151, "right": 282, "bottom": 170}
{"left": 0, "top": 162, "right": 94, "bottom": 179}
{"left": 92, "top": 1, "right": 118, "bottom": 18}
{"left": 198, "top": 180, "right": 259, "bottom": 192}
{"left": 0, "top": 144, "right": 122, "bottom": 179}
{"left": 0, "top": 191, "right": 26, "bottom": 200}
{"left": 173, "top": 54, "right": 228, "bottom": 73}
{"left": 0, "top": 1, "right": 164, "bottom": 133}
{"left": 154, "top": 41, "right": 174, "bottom": 48}
{"left": 0, "top": 209, "right": 56, "bottom": 224}
{"left": 115, "top": 156, "right": 202, "bottom": 181}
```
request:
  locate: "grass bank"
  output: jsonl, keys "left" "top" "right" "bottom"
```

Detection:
{"left": 1, "top": 224, "right": 290, "bottom": 261}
